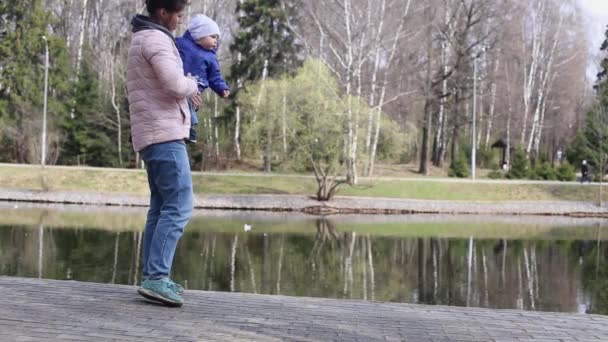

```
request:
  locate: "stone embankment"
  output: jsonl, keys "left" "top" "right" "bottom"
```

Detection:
{"left": 1, "top": 187, "right": 608, "bottom": 217}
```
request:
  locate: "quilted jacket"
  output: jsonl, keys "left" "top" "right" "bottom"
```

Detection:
{"left": 127, "top": 15, "right": 198, "bottom": 152}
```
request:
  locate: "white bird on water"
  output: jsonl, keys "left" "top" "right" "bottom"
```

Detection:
{"left": 244, "top": 224, "right": 252, "bottom": 232}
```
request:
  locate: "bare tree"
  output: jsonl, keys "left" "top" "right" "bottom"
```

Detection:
{"left": 366, "top": 0, "right": 413, "bottom": 176}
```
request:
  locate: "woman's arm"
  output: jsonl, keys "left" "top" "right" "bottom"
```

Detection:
{"left": 143, "top": 32, "right": 197, "bottom": 98}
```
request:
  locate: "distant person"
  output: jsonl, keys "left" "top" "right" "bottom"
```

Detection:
{"left": 556, "top": 149, "right": 563, "bottom": 165}
{"left": 127, "top": 0, "right": 200, "bottom": 307}
{"left": 581, "top": 160, "right": 590, "bottom": 184}
{"left": 176, "top": 14, "right": 230, "bottom": 143}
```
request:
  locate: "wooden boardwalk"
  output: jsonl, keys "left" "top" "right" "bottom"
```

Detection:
{"left": 1, "top": 276, "right": 608, "bottom": 341}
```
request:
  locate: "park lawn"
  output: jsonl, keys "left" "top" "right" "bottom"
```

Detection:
{"left": 341, "top": 179, "right": 600, "bottom": 201}
{"left": 0, "top": 163, "right": 605, "bottom": 202}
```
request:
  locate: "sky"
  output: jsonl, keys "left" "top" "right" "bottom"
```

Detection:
{"left": 580, "top": 0, "right": 608, "bottom": 48}
{"left": 579, "top": 0, "right": 608, "bottom": 78}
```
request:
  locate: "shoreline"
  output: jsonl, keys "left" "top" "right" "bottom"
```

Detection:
{"left": 1, "top": 187, "right": 608, "bottom": 217}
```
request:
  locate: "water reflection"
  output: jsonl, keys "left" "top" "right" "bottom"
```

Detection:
{"left": 1, "top": 204, "right": 607, "bottom": 315}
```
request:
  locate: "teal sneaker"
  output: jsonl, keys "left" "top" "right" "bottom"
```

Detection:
{"left": 142, "top": 277, "right": 184, "bottom": 295}
{"left": 137, "top": 277, "right": 184, "bottom": 307}
{"left": 168, "top": 279, "right": 184, "bottom": 295}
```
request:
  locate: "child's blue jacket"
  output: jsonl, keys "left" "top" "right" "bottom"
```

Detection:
{"left": 176, "top": 30, "right": 229, "bottom": 94}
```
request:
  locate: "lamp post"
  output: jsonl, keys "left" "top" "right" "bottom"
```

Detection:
{"left": 41, "top": 35, "right": 49, "bottom": 166}
{"left": 600, "top": 105, "right": 606, "bottom": 207}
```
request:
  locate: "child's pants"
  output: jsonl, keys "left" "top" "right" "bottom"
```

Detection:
{"left": 188, "top": 99, "right": 198, "bottom": 142}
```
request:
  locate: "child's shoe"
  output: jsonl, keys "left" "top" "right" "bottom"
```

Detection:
{"left": 185, "top": 127, "right": 197, "bottom": 144}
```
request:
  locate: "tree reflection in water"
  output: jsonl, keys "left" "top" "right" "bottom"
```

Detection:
{"left": 2, "top": 215, "right": 608, "bottom": 314}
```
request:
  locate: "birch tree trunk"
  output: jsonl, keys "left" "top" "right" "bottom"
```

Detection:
{"left": 65, "top": 0, "right": 74, "bottom": 48}
{"left": 264, "top": 124, "right": 272, "bottom": 173}
{"left": 281, "top": 78, "right": 288, "bottom": 155}
{"left": 476, "top": 50, "right": 487, "bottom": 150}
{"left": 254, "top": 59, "right": 269, "bottom": 124}
{"left": 527, "top": 11, "right": 563, "bottom": 155}
{"left": 109, "top": 58, "right": 122, "bottom": 166}
{"left": 505, "top": 63, "right": 514, "bottom": 167}
{"left": 214, "top": 94, "right": 220, "bottom": 161}
{"left": 255, "top": 59, "right": 272, "bottom": 172}
{"left": 484, "top": 56, "right": 499, "bottom": 149}
{"left": 367, "top": 0, "right": 412, "bottom": 176}
{"left": 364, "top": 0, "right": 386, "bottom": 161}
{"left": 75, "top": 0, "right": 89, "bottom": 76}
{"left": 234, "top": 105, "right": 242, "bottom": 161}
{"left": 67, "top": 0, "right": 90, "bottom": 119}
{"left": 533, "top": 74, "right": 557, "bottom": 155}
{"left": 433, "top": 83, "right": 448, "bottom": 166}
{"left": 234, "top": 0, "right": 244, "bottom": 161}
{"left": 351, "top": 1, "right": 370, "bottom": 182}
{"left": 344, "top": 0, "right": 357, "bottom": 185}
{"left": 433, "top": 3, "right": 450, "bottom": 167}
{"left": 520, "top": 0, "right": 544, "bottom": 147}
{"left": 419, "top": 4, "right": 434, "bottom": 176}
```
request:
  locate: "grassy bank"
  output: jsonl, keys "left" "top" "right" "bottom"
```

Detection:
{"left": 0, "top": 163, "right": 606, "bottom": 202}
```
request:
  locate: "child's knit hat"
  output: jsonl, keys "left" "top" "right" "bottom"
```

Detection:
{"left": 188, "top": 14, "right": 220, "bottom": 40}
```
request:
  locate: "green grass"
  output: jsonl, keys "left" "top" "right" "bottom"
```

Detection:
{"left": 0, "top": 163, "right": 605, "bottom": 202}
{"left": 341, "top": 180, "right": 600, "bottom": 201}
{"left": 198, "top": 174, "right": 315, "bottom": 195}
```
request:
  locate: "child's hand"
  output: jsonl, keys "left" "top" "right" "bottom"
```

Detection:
{"left": 221, "top": 90, "right": 230, "bottom": 98}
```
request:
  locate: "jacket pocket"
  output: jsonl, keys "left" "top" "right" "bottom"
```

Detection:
{"left": 178, "top": 100, "right": 186, "bottom": 123}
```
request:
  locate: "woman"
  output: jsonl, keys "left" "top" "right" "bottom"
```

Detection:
{"left": 127, "top": 0, "right": 200, "bottom": 307}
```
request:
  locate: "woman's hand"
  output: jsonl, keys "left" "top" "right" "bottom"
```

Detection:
{"left": 190, "top": 94, "right": 202, "bottom": 110}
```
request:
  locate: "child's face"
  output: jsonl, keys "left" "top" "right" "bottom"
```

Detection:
{"left": 196, "top": 34, "right": 219, "bottom": 50}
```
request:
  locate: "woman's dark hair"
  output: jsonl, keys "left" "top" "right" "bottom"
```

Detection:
{"left": 146, "top": 0, "right": 188, "bottom": 15}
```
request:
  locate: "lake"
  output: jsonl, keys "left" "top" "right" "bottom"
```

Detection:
{"left": 1, "top": 202, "right": 607, "bottom": 315}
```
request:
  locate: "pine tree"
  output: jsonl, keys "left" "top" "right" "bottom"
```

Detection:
{"left": 571, "top": 25, "right": 608, "bottom": 173}
{"left": 229, "top": 0, "right": 301, "bottom": 85}
{"left": 566, "top": 109, "right": 608, "bottom": 169}
{"left": 507, "top": 148, "right": 529, "bottom": 179}
{"left": 228, "top": 0, "right": 302, "bottom": 171}
{"left": 0, "top": 0, "right": 71, "bottom": 163}
{"left": 596, "top": 25, "right": 608, "bottom": 105}
{"left": 59, "top": 58, "right": 118, "bottom": 166}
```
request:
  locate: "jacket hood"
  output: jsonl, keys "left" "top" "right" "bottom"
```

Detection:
{"left": 131, "top": 15, "right": 176, "bottom": 45}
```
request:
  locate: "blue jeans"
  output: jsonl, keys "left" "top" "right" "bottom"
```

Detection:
{"left": 140, "top": 140, "right": 193, "bottom": 280}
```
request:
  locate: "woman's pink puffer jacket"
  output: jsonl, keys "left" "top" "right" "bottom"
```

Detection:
{"left": 127, "top": 29, "right": 198, "bottom": 152}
